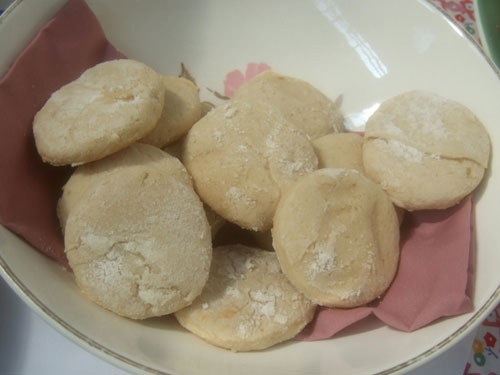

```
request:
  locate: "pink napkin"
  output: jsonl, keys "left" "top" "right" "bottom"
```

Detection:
{"left": 0, "top": 0, "right": 474, "bottom": 336}
{"left": 0, "top": 0, "right": 124, "bottom": 266}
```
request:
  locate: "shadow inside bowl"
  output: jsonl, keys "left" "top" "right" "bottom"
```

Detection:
{"left": 137, "top": 313, "right": 184, "bottom": 333}
{"left": 323, "top": 314, "right": 385, "bottom": 340}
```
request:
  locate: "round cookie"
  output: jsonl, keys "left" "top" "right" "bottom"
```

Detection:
{"left": 363, "top": 90, "right": 490, "bottom": 210}
{"left": 141, "top": 76, "right": 202, "bottom": 148}
{"left": 182, "top": 100, "right": 318, "bottom": 231}
{"left": 232, "top": 71, "right": 344, "bottom": 139}
{"left": 312, "top": 132, "right": 364, "bottom": 172}
{"left": 57, "top": 143, "right": 190, "bottom": 231}
{"left": 33, "top": 59, "right": 165, "bottom": 166}
{"left": 64, "top": 156, "right": 212, "bottom": 319}
{"left": 272, "top": 168, "right": 400, "bottom": 308}
{"left": 175, "top": 245, "right": 316, "bottom": 352}
{"left": 212, "top": 222, "right": 260, "bottom": 249}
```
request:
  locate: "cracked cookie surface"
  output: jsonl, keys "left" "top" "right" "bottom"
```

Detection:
{"left": 175, "top": 245, "right": 316, "bottom": 351}
{"left": 182, "top": 100, "right": 318, "bottom": 231}
{"left": 33, "top": 59, "right": 165, "bottom": 166}
{"left": 363, "top": 90, "right": 490, "bottom": 210}
{"left": 272, "top": 169, "right": 400, "bottom": 308}
{"left": 64, "top": 151, "right": 211, "bottom": 319}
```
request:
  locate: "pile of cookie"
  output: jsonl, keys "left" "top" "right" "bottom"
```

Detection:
{"left": 32, "top": 59, "right": 490, "bottom": 352}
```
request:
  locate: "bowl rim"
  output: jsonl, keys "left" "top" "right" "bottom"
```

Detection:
{"left": 1, "top": 0, "right": 500, "bottom": 374}
{"left": 2, "top": 252, "right": 500, "bottom": 375}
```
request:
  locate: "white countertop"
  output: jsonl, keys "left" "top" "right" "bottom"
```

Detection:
{"left": 0, "top": 276, "right": 475, "bottom": 375}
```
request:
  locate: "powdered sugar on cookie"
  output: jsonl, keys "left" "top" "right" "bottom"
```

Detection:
{"left": 175, "top": 245, "right": 316, "bottom": 352}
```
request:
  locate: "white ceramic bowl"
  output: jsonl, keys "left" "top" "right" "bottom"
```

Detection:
{"left": 1, "top": 1, "right": 500, "bottom": 374}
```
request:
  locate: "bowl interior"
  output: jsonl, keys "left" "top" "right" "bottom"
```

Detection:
{"left": 1, "top": 1, "right": 500, "bottom": 374}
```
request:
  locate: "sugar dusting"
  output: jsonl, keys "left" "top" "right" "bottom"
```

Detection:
{"left": 250, "top": 290, "right": 276, "bottom": 318}
{"left": 340, "top": 288, "right": 361, "bottom": 301}
{"left": 263, "top": 116, "right": 317, "bottom": 179}
{"left": 237, "top": 321, "right": 253, "bottom": 338}
{"left": 273, "top": 314, "right": 288, "bottom": 324}
{"left": 405, "top": 93, "right": 449, "bottom": 139}
{"left": 210, "top": 249, "right": 307, "bottom": 341}
{"left": 223, "top": 103, "right": 238, "bottom": 119}
{"left": 226, "top": 186, "right": 256, "bottom": 207}
{"left": 374, "top": 138, "right": 425, "bottom": 163}
{"left": 72, "top": 159, "right": 212, "bottom": 318}
{"left": 81, "top": 233, "right": 115, "bottom": 255}
{"left": 308, "top": 224, "right": 347, "bottom": 278}
{"left": 373, "top": 138, "right": 440, "bottom": 163}
{"left": 378, "top": 118, "right": 407, "bottom": 139}
{"left": 86, "top": 248, "right": 126, "bottom": 291}
{"left": 225, "top": 286, "right": 241, "bottom": 298}
{"left": 236, "top": 286, "right": 290, "bottom": 338}
{"left": 310, "top": 251, "right": 336, "bottom": 275}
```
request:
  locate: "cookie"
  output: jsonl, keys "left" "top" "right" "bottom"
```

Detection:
{"left": 233, "top": 71, "right": 344, "bottom": 139}
{"left": 64, "top": 151, "right": 211, "bottom": 319}
{"left": 182, "top": 100, "right": 318, "bottom": 231}
{"left": 363, "top": 91, "right": 490, "bottom": 210}
{"left": 272, "top": 168, "right": 400, "bottom": 308}
{"left": 175, "top": 245, "right": 316, "bottom": 352}
{"left": 312, "top": 132, "right": 364, "bottom": 172}
{"left": 33, "top": 59, "right": 164, "bottom": 166}
{"left": 57, "top": 143, "right": 190, "bottom": 231}
{"left": 141, "top": 76, "right": 201, "bottom": 148}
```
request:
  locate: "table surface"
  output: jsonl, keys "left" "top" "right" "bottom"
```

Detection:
{"left": 1, "top": 0, "right": 498, "bottom": 374}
